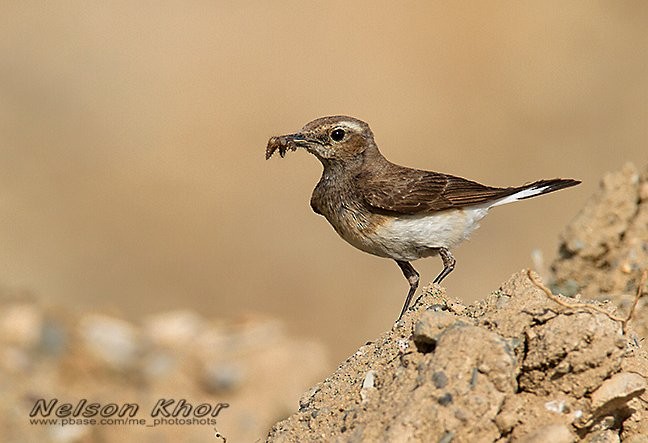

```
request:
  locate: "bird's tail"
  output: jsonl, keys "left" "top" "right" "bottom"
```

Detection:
{"left": 489, "top": 178, "right": 581, "bottom": 208}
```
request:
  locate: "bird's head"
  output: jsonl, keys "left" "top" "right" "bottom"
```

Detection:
{"left": 266, "top": 116, "right": 377, "bottom": 166}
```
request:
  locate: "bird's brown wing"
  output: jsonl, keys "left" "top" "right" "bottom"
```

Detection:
{"left": 356, "top": 168, "right": 518, "bottom": 215}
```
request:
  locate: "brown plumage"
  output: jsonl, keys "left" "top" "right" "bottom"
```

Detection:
{"left": 359, "top": 171, "right": 580, "bottom": 215}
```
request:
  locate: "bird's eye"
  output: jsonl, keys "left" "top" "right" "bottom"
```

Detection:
{"left": 330, "top": 128, "right": 346, "bottom": 142}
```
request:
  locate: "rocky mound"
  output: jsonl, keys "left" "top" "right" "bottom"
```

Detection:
{"left": 268, "top": 164, "right": 648, "bottom": 443}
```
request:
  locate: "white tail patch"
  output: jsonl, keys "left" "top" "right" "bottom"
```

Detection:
{"left": 488, "top": 184, "right": 554, "bottom": 208}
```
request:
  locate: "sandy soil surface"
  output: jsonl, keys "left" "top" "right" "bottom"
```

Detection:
{"left": 268, "top": 164, "right": 648, "bottom": 442}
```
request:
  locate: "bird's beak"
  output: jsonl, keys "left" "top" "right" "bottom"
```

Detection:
{"left": 265, "top": 133, "right": 322, "bottom": 160}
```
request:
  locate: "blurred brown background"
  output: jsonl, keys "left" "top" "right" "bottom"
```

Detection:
{"left": 0, "top": 1, "right": 646, "bottom": 362}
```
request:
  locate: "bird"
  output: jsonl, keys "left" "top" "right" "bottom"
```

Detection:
{"left": 266, "top": 115, "right": 580, "bottom": 320}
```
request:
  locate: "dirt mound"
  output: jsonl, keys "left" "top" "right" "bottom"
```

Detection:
{"left": 268, "top": 164, "right": 648, "bottom": 443}
{"left": 268, "top": 273, "right": 647, "bottom": 442}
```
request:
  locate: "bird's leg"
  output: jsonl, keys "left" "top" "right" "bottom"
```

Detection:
{"left": 396, "top": 260, "right": 419, "bottom": 320}
{"left": 433, "top": 247, "right": 456, "bottom": 284}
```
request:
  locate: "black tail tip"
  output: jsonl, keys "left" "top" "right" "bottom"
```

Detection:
{"left": 518, "top": 178, "right": 581, "bottom": 200}
{"left": 545, "top": 178, "right": 582, "bottom": 191}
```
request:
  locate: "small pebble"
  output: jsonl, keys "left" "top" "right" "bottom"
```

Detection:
{"left": 438, "top": 431, "right": 454, "bottom": 443}
{"left": 437, "top": 393, "right": 453, "bottom": 406}
{"left": 432, "top": 371, "right": 448, "bottom": 389}
{"left": 202, "top": 361, "right": 245, "bottom": 393}
{"left": 591, "top": 372, "right": 647, "bottom": 412}
{"left": 143, "top": 310, "right": 204, "bottom": 347}
{"left": 545, "top": 399, "right": 568, "bottom": 414}
{"left": 362, "top": 370, "right": 376, "bottom": 389}
{"left": 79, "top": 314, "right": 140, "bottom": 370}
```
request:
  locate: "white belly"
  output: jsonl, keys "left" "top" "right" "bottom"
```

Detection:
{"left": 373, "top": 207, "right": 490, "bottom": 261}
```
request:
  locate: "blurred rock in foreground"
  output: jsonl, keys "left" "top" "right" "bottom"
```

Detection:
{"left": 0, "top": 302, "right": 328, "bottom": 443}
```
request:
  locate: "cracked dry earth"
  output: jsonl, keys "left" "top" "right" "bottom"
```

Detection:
{"left": 267, "top": 163, "right": 648, "bottom": 443}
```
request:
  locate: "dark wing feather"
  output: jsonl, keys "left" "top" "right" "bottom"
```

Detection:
{"left": 356, "top": 168, "right": 519, "bottom": 215}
